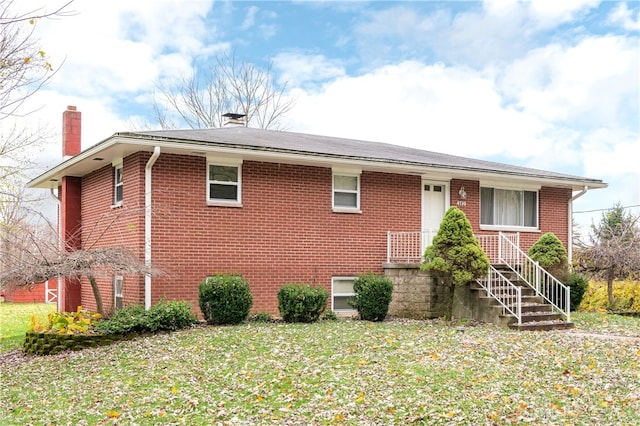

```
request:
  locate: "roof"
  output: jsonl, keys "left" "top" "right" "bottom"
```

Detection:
{"left": 29, "top": 127, "right": 606, "bottom": 191}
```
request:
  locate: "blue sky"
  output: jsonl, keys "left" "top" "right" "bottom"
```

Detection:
{"left": 15, "top": 0, "right": 640, "bottom": 231}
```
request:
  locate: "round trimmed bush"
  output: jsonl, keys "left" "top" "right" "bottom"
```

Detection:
{"left": 277, "top": 284, "right": 328, "bottom": 323}
{"left": 199, "top": 275, "right": 253, "bottom": 325}
{"left": 351, "top": 273, "right": 394, "bottom": 321}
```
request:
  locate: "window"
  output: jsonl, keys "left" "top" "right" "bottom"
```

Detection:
{"left": 114, "top": 276, "right": 123, "bottom": 310}
{"left": 332, "top": 277, "right": 356, "bottom": 312}
{"left": 208, "top": 163, "right": 241, "bottom": 204}
{"left": 480, "top": 187, "right": 538, "bottom": 228}
{"left": 333, "top": 174, "right": 360, "bottom": 211}
{"left": 114, "top": 164, "right": 123, "bottom": 205}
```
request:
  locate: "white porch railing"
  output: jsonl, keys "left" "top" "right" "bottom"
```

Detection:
{"left": 386, "top": 230, "right": 437, "bottom": 263}
{"left": 475, "top": 233, "right": 520, "bottom": 264}
{"left": 475, "top": 265, "right": 522, "bottom": 325}
{"left": 477, "top": 232, "right": 571, "bottom": 322}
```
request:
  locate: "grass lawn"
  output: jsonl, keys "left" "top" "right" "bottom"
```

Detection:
{"left": 0, "top": 302, "right": 56, "bottom": 353}
{"left": 1, "top": 310, "right": 639, "bottom": 425}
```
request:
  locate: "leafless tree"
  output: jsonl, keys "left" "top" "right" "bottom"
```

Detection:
{"left": 1, "top": 0, "right": 73, "bottom": 209}
{"left": 152, "top": 51, "right": 295, "bottom": 130}
{"left": 0, "top": 0, "right": 74, "bottom": 120}
{"left": 574, "top": 203, "right": 640, "bottom": 308}
{"left": 0, "top": 205, "right": 161, "bottom": 315}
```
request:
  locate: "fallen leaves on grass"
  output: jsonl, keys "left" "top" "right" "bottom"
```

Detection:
{"left": 0, "top": 317, "right": 639, "bottom": 425}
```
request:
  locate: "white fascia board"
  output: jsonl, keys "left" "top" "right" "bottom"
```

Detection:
{"left": 28, "top": 134, "right": 607, "bottom": 193}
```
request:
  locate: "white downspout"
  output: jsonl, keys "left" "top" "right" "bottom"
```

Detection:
{"left": 145, "top": 147, "right": 161, "bottom": 309}
{"left": 568, "top": 185, "right": 589, "bottom": 264}
{"left": 50, "top": 188, "right": 62, "bottom": 312}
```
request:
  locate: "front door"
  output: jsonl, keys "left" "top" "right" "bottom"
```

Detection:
{"left": 422, "top": 180, "right": 448, "bottom": 253}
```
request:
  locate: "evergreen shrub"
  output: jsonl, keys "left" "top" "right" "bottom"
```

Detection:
{"left": 528, "top": 232, "right": 570, "bottom": 283}
{"left": 94, "top": 301, "right": 197, "bottom": 334}
{"left": 566, "top": 273, "right": 589, "bottom": 311}
{"left": 277, "top": 284, "right": 328, "bottom": 323}
{"left": 145, "top": 300, "right": 198, "bottom": 331}
{"left": 199, "top": 274, "right": 253, "bottom": 325}
{"left": 93, "top": 305, "right": 147, "bottom": 335}
{"left": 350, "top": 273, "right": 393, "bottom": 321}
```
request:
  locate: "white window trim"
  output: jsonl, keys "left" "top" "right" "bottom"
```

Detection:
{"left": 114, "top": 275, "right": 124, "bottom": 310}
{"left": 112, "top": 163, "right": 123, "bottom": 207}
{"left": 206, "top": 157, "right": 243, "bottom": 207}
{"left": 332, "top": 276, "right": 357, "bottom": 313}
{"left": 332, "top": 171, "right": 361, "bottom": 213}
{"left": 479, "top": 180, "right": 541, "bottom": 191}
{"left": 479, "top": 186, "right": 540, "bottom": 231}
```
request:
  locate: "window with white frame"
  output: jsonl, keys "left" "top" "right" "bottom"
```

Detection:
{"left": 114, "top": 276, "right": 124, "bottom": 310}
{"left": 480, "top": 187, "right": 538, "bottom": 228}
{"left": 207, "top": 163, "right": 241, "bottom": 204}
{"left": 114, "top": 164, "right": 123, "bottom": 205}
{"left": 332, "top": 277, "right": 357, "bottom": 312}
{"left": 333, "top": 174, "right": 360, "bottom": 210}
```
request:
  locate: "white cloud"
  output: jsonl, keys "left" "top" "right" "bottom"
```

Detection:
{"left": 607, "top": 2, "right": 640, "bottom": 31}
{"left": 241, "top": 6, "right": 259, "bottom": 30}
{"left": 499, "top": 35, "right": 639, "bottom": 127}
{"left": 523, "top": 0, "right": 601, "bottom": 28}
{"left": 285, "top": 61, "right": 546, "bottom": 159}
{"left": 581, "top": 128, "right": 640, "bottom": 176}
{"left": 273, "top": 52, "right": 346, "bottom": 87}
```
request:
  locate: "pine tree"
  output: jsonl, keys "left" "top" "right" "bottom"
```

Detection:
{"left": 421, "top": 207, "right": 489, "bottom": 317}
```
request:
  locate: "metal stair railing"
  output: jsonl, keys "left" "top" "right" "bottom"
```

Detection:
{"left": 496, "top": 232, "right": 571, "bottom": 322}
{"left": 475, "top": 265, "right": 522, "bottom": 325}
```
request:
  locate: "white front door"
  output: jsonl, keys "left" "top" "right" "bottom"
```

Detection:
{"left": 422, "top": 181, "right": 448, "bottom": 253}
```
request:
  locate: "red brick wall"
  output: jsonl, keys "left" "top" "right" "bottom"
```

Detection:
{"left": 74, "top": 153, "right": 571, "bottom": 316}
{"left": 147, "top": 155, "right": 421, "bottom": 314}
{"left": 79, "top": 153, "right": 145, "bottom": 314}
{"left": 451, "top": 178, "right": 571, "bottom": 252}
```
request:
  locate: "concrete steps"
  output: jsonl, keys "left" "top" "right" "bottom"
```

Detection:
{"left": 473, "top": 265, "right": 574, "bottom": 332}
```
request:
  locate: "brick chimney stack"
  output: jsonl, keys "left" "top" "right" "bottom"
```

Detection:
{"left": 62, "top": 105, "right": 81, "bottom": 158}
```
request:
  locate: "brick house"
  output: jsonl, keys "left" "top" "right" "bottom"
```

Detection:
{"left": 29, "top": 107, "right": 606, "bottom": 323}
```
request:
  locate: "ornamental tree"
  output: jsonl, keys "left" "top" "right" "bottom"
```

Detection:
{"left": 574, "top": 203, "right": 640, "bottom": 308}
{"left": 421, "top": 206, "right": 489, "bottom": 317}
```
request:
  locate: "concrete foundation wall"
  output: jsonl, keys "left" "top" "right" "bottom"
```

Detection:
{"left": 383, "top": 263, "right": 451, "bottom": 319}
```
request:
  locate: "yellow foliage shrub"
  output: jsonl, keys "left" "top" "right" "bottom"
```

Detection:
{"left": 579, "top": 280, "right": 640, "bottom": 312}
{"left": 28, "top": 306, "right": 101, "bottom": 335}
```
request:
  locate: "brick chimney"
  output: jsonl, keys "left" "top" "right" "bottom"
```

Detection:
{"left": 62, "top": 105, "right": 81, "bottom": 158}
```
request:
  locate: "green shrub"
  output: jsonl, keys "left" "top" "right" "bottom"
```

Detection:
{"left": 277, "top": 284, "right": 328, "bottom": 323}
{"left": 528, "top": 233, "right": 570, "bottom": 282}
{"left": 249, "top": 312, "right": 273, "bottom": 323}
{"left": 566, "top": 273, "right": 588, "bottom": 311}
{"left": 322, "top": 310, "right": 339, "bottom": 321}
{"left": 93, "top": 305, "right": 147, "bottom": 335}
{"left": 145, "top": 300, "right": 197, "bottom": 332}
{"left": 199, "top": 275, "right": 253, "bottom": 325}
{"left": 579, "top": 280, "right": 640, "bottom": 312}
{"left": 350, "top": 273, "right": 393, "bottom": 322}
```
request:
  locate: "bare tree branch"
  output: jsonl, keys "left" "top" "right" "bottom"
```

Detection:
{"left": 574, "top": 203, "right": 640, "bottom": 308}
{"left": 151, "top": 51, "right": 296, "bottom": 130}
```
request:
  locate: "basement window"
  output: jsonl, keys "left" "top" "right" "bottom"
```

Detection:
{"left": 332, "top": 277, "right": 357, "bottom": 313}
{"left": 114, "top": 276, "right": 123, "bottom": 310}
